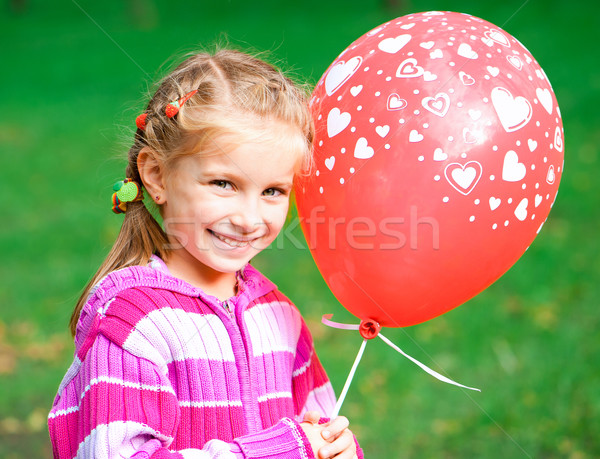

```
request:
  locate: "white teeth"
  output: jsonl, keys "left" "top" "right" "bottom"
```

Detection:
{"left": 212, "top": 231, "right": 250, "bottom": 248}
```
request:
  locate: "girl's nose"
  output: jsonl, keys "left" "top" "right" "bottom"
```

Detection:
{"left": 229, "top": 199, "right": 262, "bottom": 234}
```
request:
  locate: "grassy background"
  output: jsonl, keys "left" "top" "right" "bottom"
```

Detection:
{"left": 1, "top": 0, "right": 598, "bottom": 457}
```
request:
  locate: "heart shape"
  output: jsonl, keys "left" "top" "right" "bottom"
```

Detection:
{"left": 484, "top": 29, "right": 511, "bottom": 47}
{"left": 489, "top": 197, "right": 501, "bottom": 211}
{"left": 396, "top": 58, "right": 424, "bottom": 78}
{"left": 350, "top": 85, "right": 363, "bottom": 97}
{"left": 491, "top": 87, "right": 532, "bottom": 132}
{"left": 502, "top": 150, "right": 527, "bottom": 182}
{"left": 327, "top": 107, "right": 351, "bottom": 138}
{"left": 378, "top": 34, "right": 412, "bottom": 54}
{"left": 546, "top": 165, "right": 556, "bottom": 184}
{"left": 507, "top": 55, "right": 523, "bottom": 70}
{"left": 444, "top": 161, "right": 483, "bottom": 195}
{"left": 463, "top": 128, "right": 477, "bottom": 144}
{"left": 433, "top": 148, "right": 448, "bottom": 161}
{"left": 325, "top": 156, "right": 335, "bottom": 171}
{"left": 459, "top": 71, "right": 475, "bottom": 86}
{"left": 535, "top": 194, "right": 543, "bottom": 207}
{"left": 430, "top": 49, "right": 444, "bottom": 59}
{"left": 423, "top": 71, "right": 438, "bottom": 81}
{"left": 325, "top": 57, "right": 362, "bottom": 96}
{"left": 528, "top": 139, "right": 538, "bottom": 152}
{"left": 409, "top": 130, "right": 424, "bottom": 142}
{"left": 420, "top": 41, "right": 434, "bottom": 49}
{"left": 400, "top": 23, "right": 415, "bottom": 30}
{"left": 457, "top": 43, "right": 478, "bottom": 59}
{"left": 487, "top": 66, "right": 500, "bottom": 77}
{"left": 554, "top": 126, "right": 563, "bottom": 152}
{"left": 514, "top": 198, "right": 528, "bottom": 221}
{"left": 387, "top": 93, "right": 407, "bottom": 110}
{"left": 468, "top": 109, "right": 481, "bottom": 120}
{"left": 354, "top": 137, "right": 374, "bottom": 159}
{"left": 421, "top": 93, "right": 450, "bottom": 117}
{"left": 536, "top": 88, "right": 553, "bottom": 115}
{"left": 376, "top": 125, "right": 390, "bottom": 137}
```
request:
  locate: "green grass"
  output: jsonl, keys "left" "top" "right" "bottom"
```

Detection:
{"left": 1, "top": 0, "right": 599, "bottom": 457}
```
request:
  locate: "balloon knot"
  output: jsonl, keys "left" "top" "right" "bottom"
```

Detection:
{"left": 359, "top": 319, "right": 381, "bottom": 340}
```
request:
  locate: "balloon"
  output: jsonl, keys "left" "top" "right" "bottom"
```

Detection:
{"left": 295, "top": 11, "right": 563, "bottom": 328}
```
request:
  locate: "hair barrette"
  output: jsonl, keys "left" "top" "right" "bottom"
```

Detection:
{"left": 165, "top": 89, "right": 198, "bottom": 118}
{"left": 112, "top": 178, "right": 144, "bottom": 214}
{"left": 135, "top": 113, "right": 148, "bottom": 131}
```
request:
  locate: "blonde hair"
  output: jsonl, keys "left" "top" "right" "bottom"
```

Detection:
{"left": 69, "top": 48, "right": 314, "bottom": 336}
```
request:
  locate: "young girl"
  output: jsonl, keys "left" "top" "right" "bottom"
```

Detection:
{"left": 48, "top": 49, "right": 362, "bottom": 459}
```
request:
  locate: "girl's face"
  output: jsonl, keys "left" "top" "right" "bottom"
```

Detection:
{"left": 160, "top": 134, "right": 299, "bottom": 284}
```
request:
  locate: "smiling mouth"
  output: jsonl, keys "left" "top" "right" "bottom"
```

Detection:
{"left": 209, "top": 230, "right": 255, "bottom": 248}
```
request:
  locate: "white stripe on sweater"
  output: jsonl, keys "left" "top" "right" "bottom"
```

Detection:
{"left": 257, "top": 391, "right": 293, "bottom": 403}
{"left": 75, "top": 421, "right": 173, "bottom": 459}
{"left": 179, "top": 399, "right": 243, "bottom": 409}
{"left": 123, "top": 309, "right": 235, "bottom": 366}
{"left": 244, "top": 302, "right": 301, "bottom": 357}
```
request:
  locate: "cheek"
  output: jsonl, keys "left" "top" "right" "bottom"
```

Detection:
{"left": 266, "top": 203, "right": 291, "bottom": 234}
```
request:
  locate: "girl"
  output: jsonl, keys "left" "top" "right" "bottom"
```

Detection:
{"left": 48, "top": 49, "right": 362, "bottom": 459}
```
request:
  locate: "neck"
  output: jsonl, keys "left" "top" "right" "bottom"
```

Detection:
{"left": 163, "top": 249, "right": 238, "bottom": 301}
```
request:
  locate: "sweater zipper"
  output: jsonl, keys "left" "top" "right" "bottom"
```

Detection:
{"left": 223, "top": 299, "right": 235, "bottom": 319}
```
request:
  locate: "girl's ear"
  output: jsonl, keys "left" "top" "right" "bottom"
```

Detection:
{"left": 138, "top": 147, "right": 166, "bottom": 204}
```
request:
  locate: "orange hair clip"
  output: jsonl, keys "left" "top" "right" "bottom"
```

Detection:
{"left": 165, "top": 89, "right": 198, "bottom": 118}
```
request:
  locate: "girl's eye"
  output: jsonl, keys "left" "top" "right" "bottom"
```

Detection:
{"left": 211, "top": 180, "right": 233, "bottom": 190}
{"left": 263, "top": 188, "right": 284, "bottom": 197}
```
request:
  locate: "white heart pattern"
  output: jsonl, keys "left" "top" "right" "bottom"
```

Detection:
{"left": 422, "top": 92, "right": 450, "bottom": 117}
{"left": 507, "top": 55, "right": 523, "bottom": 70}
{"left": 487, "top": 66, "right": 500, "bottom": 77}
{"left": 325, "top": 57, "right": 362, "bottom": 96}
{"left": 528, "top": 139, "right": 538, "bottom": 152}
{"left": 433, "top": 148, "right": 448, "bottom": 161}
{"left": 491, "top": 87, "right": 532, "bottom": 132}
{"left": 468, "top": 109, "right": 482, "bottom": 120}
{"left": 354, "top": 137, "right": 374, "bottom": 159}
{"left": 409, "top": 130, "right": 424, "bottom": 142}
{"left": 376, "top": 125, "right": 390, "bottom": 137}
{"left": 325, "top": 156, "right": 335, "bottom": 170}
{"left": 378, "top": 34, "right": 412, "bottom": 54}
{"left": 489, "top": 197, "right": 501, "bottom": 210}
{"left": 536, "top": 88, "right": 553, "bottom": 115}
{"left": 484, "top": 29, "right": 511, "bottom": 47}
{"left": 396, "top": 58, "right": 424, "bottom": 78}
{"left": 327, "top": 107, "right": 351, "bottom": 138}
{"left": 535, "top": 194, "right": 543, "bottom": 207}
{"left": 457, "top": 43, "right": 478, "bottom": 59}
{"left": 350, "top": 85, "right": 363, "bottom": 97}
{"left": 463, "top": 128, "right": 477, "bottom": 144}
{"left": 423, "top": 71, "right": 438, "bottom": 81}
{"left": 459, "top": 71, "right": 475, "bottom": 85}
{"left": 444, "top": 161, "right": 483, "bottom": 195}
{"left": 502, "top": 150, "right": 527, "bottom": 182}
{"left": 514, "top": 198, "right": 528, "bottom": 221}
{"left": 546, "top": 165, "right": 556, "bottom": 184}
{"left": 554, "top": 126, "right": 563, "bottom": 152}
{"left": 420, "top": 41, "right": 434, "bottom": 49}
{"left": 430, "top": 49, "right": 444, "bottom": 59}
{"left": 387, "top": 93, "right": 407, "bottom": 110}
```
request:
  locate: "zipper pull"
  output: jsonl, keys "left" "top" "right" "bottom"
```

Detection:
{"left": 223, "top": 300, "right": 235, "bottom": 319}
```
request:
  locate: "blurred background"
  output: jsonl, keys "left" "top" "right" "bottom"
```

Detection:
{"left": 1, "top": 0, "right": 598, "bottom": 457}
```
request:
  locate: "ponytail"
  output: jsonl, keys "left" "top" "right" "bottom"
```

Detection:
{"left": 69, "top": 192, "right": 168, "bottom": 337}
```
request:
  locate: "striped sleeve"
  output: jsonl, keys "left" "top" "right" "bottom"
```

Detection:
{"left": 292, "top": 319, "right": 337, "bottom": 419}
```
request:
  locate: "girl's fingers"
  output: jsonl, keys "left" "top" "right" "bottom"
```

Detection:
{"left": 322, "top": 416, "right": 350, "bottom": 440}
{"left": 318, "top": 430, "right": 354, "bottom": 458}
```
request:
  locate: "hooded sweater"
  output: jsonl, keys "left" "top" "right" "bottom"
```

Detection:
{"left": 48, "top": 256, "right": 358, "bottom": 459}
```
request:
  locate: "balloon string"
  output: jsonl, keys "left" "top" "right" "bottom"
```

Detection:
{"left": 378, "top": 332, "right": 480, "bottom": 392}
{"left": 322, "top": 314, "right": 481, "bottom": 397}
{"left": 331, "top": 338, "right": 368, "bottom": 418}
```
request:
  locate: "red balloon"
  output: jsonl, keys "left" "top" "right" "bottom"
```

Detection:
{"left": 295, "top": 11, "right": 563, "bottom": 328}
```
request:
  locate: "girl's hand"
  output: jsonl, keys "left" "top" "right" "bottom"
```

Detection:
{"left": 300, "top": 412, "right": 358, "bottom": 459}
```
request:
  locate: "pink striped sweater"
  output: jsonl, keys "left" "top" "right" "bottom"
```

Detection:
{"left": 49, "top": 256, "right": 360, "bottom": 458}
